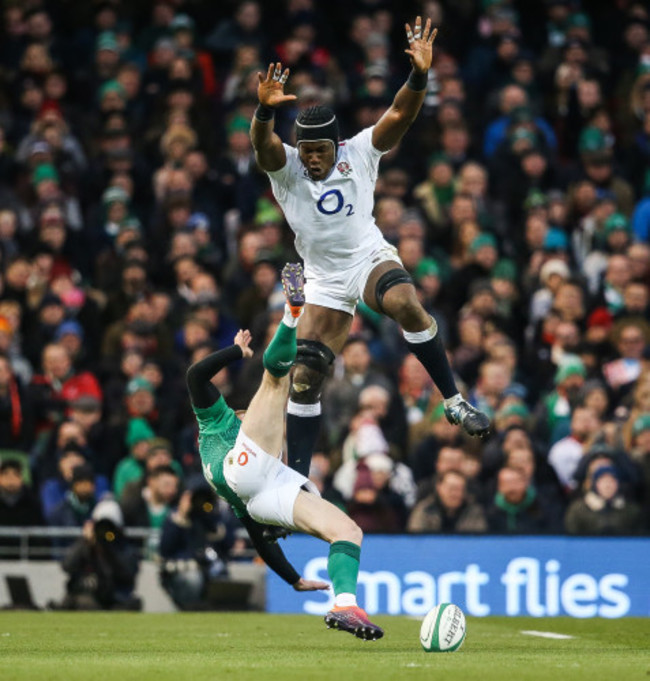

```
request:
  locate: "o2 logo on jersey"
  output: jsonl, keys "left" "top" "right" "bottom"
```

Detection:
{"left": 316, "top": 189, "right": 354, "bottom": 216}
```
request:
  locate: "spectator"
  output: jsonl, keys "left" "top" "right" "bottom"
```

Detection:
{"left": 534, "top": 356, "right": 587, "bottom": 445}
{"left": 627, "top": 413, "right": 650, "bottom": 529}
{"left": 333, "top": 420, "right": 416, "bottom": 514}
{"left": 487, "top": 466, "right": 555, "bottom": 533}
{"left": 41, "top": 444, "right": 110, "bottom": 523}
{"left": 48, "top": 462, "right": 100, "bottom": 528}
{"left": 346, "top": 455, "right": 408, "bottom": 533}
{"left": 120, "top": 465, "right": 179, "bottom": 528}
{"left": 548, "top": 405, "right": 602, "bottom": 493}
{"left": 0, "top": 352, "right": 33, "bottom": 450}
{"left": 565, "top": 465, "right": 643, "bottom": 535}
{"left": 408, "top": 469, "right": 487, "bottom": 534}
{"left": 112, "top": 417, "right": 156, "bottom": 500}
{"left": 322, "top": 336, "right": 394, "bottom": 448}
{"left": 0, "top": 460, "right": 43, "bottom": 547}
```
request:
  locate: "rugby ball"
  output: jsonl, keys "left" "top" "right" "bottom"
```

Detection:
{"left": 419, "top": 603, "right": 466, "bottom": 652}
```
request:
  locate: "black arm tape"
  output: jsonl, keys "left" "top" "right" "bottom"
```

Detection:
{"left": 294, "top": 339, "right": 335, "bottom": 375}
{"left": 375, "top": 268, "right": 413, "bottom": 314}
{"left": 254, "top": 104, "right": 275, "bottom": 122}
{"left": 406, "top": 69, "right": 428, "bottom": 91}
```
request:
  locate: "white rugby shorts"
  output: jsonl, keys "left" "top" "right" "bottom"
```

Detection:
{"left": 304, "top": 240, "right": 403, "bottom": 315}
{"left": 222, "top": 428, "right": 319, "bottom": 529}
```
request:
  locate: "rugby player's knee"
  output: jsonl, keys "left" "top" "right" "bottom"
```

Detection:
{"left": 290, "top": 339, "right": 335, "bottom": 403}
{"left": 388, "top": 294, "right": 430, "bottom": 329}
{"left": 290, "top": 364, "right": 325, "bottom": 403}
{"left": 331, "top": 516, "right": 363, "bottom": 546}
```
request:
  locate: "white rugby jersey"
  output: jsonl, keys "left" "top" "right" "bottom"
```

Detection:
{"left": 266, "top": 126, "right": 387, "bottom": 281}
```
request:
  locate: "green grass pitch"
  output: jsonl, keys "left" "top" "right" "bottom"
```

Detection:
{"left": 0, "top": 613, "right": 647, "bottom": 681}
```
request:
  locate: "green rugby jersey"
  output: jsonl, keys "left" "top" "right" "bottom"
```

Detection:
{"left": 192, "top": 396, "right": 248, "bottom": 518}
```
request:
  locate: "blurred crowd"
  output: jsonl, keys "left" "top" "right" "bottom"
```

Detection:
{"left": 0, "top": 0, "right": 649, "bottom": 578}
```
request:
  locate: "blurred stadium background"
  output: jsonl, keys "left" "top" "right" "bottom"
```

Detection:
{"left": 0, "top": 0, "right": 648, "bottom": 620}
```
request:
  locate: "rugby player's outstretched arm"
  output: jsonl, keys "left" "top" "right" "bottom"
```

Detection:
{"left": 251, "top": 62, "right": 296, "bottom": 172}
{"left": 243, "top": 517, "right": 329, "bottom": 591}
{"left": 372, "top": 16, "right": 438, "bottom": 152}
{"left": 186, "top": 331, "right": 253, "bottom": 408}
{"left": 186, "top": 345, "right": 243, "bottom": 408}
{"left": 242, "top": 516, "right": 301, "bottom": 585}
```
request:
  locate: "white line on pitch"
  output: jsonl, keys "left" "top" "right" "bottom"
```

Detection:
{"left": 520, "top": 630, "right": 575, "bottom": 640}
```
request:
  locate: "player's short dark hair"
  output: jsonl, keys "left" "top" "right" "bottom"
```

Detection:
{"left": 295, "top": 106, "right": 339, "bottom": 150}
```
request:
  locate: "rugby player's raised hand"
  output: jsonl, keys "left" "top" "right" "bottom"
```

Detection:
{"left": 234, "top": 329, "right": 254, "bottom": 358}
{"left": 404, "top": 16, "right": 437, "bottom": 73}
{"left": 257, "top": 62, "right": 297, "bottom": 109}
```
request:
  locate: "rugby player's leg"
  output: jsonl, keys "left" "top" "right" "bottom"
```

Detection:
{"left": 363, "top": 261, "right": 490, "bottom": 438}
{"left": 241, "top": 264, "right": 306, "bottom": 457}
{"left": 287, "top": 303, "right": 351, "bottom": 476}
{"left": 292, "top": 490, "right": 384, "bottom": 641}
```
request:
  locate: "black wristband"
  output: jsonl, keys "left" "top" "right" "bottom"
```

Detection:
{"left": 255, "top": 104, "right": 276, "bottom": 122}
{"left": 406, "top": 69, "right": 428, "bottom": 91}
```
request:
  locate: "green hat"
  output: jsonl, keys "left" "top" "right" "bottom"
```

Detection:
{"left": 102, "top": 185, "right": 129, "bottom": 206}
{"left": 579, "top": 127, "right": 606, "bottom": 154}
{"left": 125, "top": 417, "right": 155, "bottom": 448}
{"left": 96, "top": 31, "right": 119, "bottom": 53}
{"left": 170, "top": 14, "right": 195, "bottom": 32}
{"left": 32, "top": 163, "right": 59, "bottom": 187}
{"left": 254, "top": 198, "right": 282, "bottom": 226}
{"left": 510, "top": 106, "right": 534, "bottom": 125}
{"left": 604, "top": 212, "right": 630, "bottom": 236}
{"left": 427, "top": 152, "right": 451, "bottom": 168}
{"left": 491, "top": 259, "right": 517, "bottom": 282}
{"left": 227, "top": 114, "right": 250, "bottom": 135}
{"left": 510, "top": 127, "right": 536, "bottom": 146}
{"left": 497, "top": 403, "right": 530, "bottom": 420}
{"left": 414, "top": 257, "right": 440, "bottom": 282}
{"left": 524, "top": 189, "right": 548, "bottom": 211}
{"left": 632, "top": 413, "right": 650, "bottom": 436}
{"left": 119, "top": 216, "right": 141, "bottom": 232}
{"left": 567, "top": 12, "right": 591, "bottom": 30}
{"left": 126, "top": 376, "right": 154, "bottom": 396}
{"left": 470, "top": 233, "right": 498, "bottom": 254}
{"left": 99, "top": 79, "right": 126, "bottom": 101}
{"left": 554, "top": 356, "right": 586, "bottom": 385}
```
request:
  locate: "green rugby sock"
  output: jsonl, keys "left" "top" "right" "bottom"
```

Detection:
{"left": 328, "top": 541, "right": 360, "bottom": 596}
{"left": 263, "top": 318, "right": 297, "bottom": 377}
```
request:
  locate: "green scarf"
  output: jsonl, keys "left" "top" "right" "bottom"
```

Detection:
{"left": 495, "top": 487, "right": 537, "bottom": 531}
{"left": 67, "top": 491, "right": 93, "bottom": 519}
{"left": 434, "top": 183, "right": 455, "bottom": 207}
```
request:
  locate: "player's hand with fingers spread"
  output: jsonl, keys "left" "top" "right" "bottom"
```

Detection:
{"left": 404, "top": 16, "right": 437, "bottom": 73}
{"left": 234, "top": 329, "right": 254, "bottom": 358}
{"left": 292, "top": 578, "right": 330, "bottom": 592}
{"left": 257, "top": 62, "right": 298, "bottom": 109}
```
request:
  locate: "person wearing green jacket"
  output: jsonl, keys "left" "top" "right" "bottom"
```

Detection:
{"left": 113, "top": 418, "right": 155, "bottom": 500}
